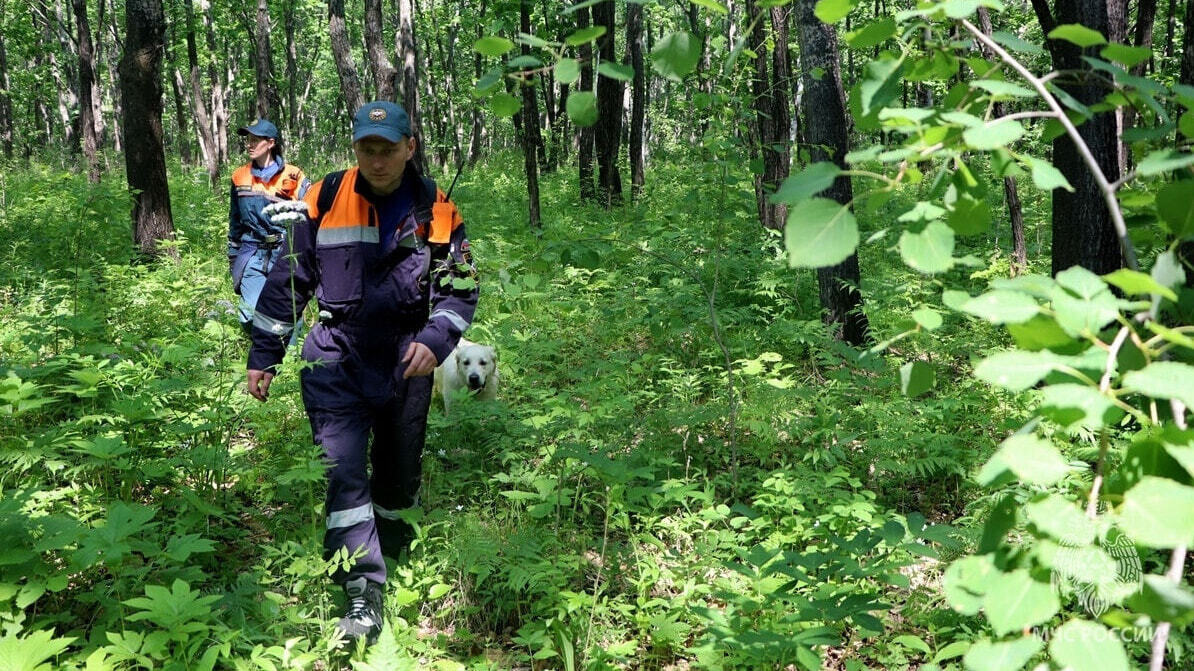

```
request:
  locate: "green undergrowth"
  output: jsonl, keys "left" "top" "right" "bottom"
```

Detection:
{"left": 0, "top": 154, "right": 1035, "bottom": 669}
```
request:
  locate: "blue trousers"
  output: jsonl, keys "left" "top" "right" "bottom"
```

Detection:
{"left": 300, "top": 325, "right": 431, "bottom": 586}
{"left": 232, "top": 244, "right": 301, "bottom": 345}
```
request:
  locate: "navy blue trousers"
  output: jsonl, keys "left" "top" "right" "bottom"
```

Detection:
{"left": 300, "top": 324, "right": 431, "bottom": 586}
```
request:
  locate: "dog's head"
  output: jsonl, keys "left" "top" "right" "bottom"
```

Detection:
{"left": 455, "top": 343, "right": 497, "bottom": 392}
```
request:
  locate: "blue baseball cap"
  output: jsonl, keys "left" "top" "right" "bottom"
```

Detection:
{"left": 237, "top": 119, "right": 280, "bottom": 140}
{"left": 353, "top": 101, "right": 411, "bottom": 143}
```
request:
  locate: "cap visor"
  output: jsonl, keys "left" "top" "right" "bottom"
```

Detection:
{"left": 353, "top": 127, "right": 403, "bottom": 143}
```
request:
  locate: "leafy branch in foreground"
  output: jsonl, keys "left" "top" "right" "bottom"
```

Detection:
{"left": 775, "top": 0, "right": 1194, "bottom": 668}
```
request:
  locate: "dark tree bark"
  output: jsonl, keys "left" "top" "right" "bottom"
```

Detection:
{"left": 396, "top": 0, "right": 428, "bottom": 171}
{"left": 977, "top": 7, "right": 1028, "bottom": 273}
{"left": 1165, "top": 0, "right": 1177, "bottom": 59}
{"left": 519, "top": 0, "right": 541, "bottom": 229}
{"left": 184, "top": 0, "right": 218, "bottom": 187}
{"left": 253, "top": 0, "right": 279, "bottom": 119}
{"left": 328, "top": 0, "right": 364, "bottom": 117}
{"left": 1033, "top": 0, "right": 1123, "bottom": 276}
{"left": 748, "top": 0, "right": 792, "bottom": 231}
{"left": 73, "top": 0, "right": 100, "bottom": 181}
{"left": 201, "top": 0, "right": 227, "bottom": 163}
{"left": 1183, "top": 0, "right": 1194, "bottom": 86}
{"left": 364, "top": 0, "right": 396, "bottom": 100}
{"left": 593, "top": 0, "right": 622, "bottom": 207}
{"left": 0, "top": 16, "right": 11, "bottom": 159}
{"left": 577, "top": 3, "right": 596, "bottom": 201}
{"left": 120, "top": 0, "right": 175, "bottom": 257}
{"left": 467, "top": 0, "right": 487, "bottom": 164}
{"left": 796, "top": 0, "right": 869, "bottom": 345}
{"left": 284, "top": 0, "right": 298, "bottom": 132}
{"left": 1123, "top": 0, "right": 1158, "bottom": 139}
{"left": 627, "top": 1, "right": 645, "bottom": 200}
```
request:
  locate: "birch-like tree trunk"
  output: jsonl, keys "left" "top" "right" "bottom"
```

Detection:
{"left": 73, "top": 0, "right": 100, "bottom": 181}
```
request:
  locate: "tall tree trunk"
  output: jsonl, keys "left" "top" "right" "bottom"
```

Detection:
{"left": 519, "top": 0, "right": 541, "bottom": 229}
{"left": 577, "top": 3, "right": 596, "bottom": 201}
{"left": 253, "top": 0, "right": 278, "bottom": 119}
{"left": 1123, "top": 0, "right": 1157, "bottom": 138}
{"left": 977, "top": 7, "right": 1028, "bottom": 273}
{"left": 120, "top": 0, "right": 175, "bottom": 257}
{"left": 105, "top": 0, "right": 122, "bottom": 153}
{"left": 364, "top": 0, "right": 395, "bottom": 100}
{"left": 0, "top": 13, "right": 11, "bottom": 159}
{"left": 1183, "top": 0, "right": 1194, "bottom": 86}
{"left": 748, "top": 1, "right": 792, "bottom": 231}
{"left": 284, "top": 0, "right": 298, "bottom": 133}
{"left": 35, "top": 0, "right": 80, "bottom": 150}
{"left": 1165, "top": 0, "right": 1177, "bottom": 59}
{"left": 185, "top": 0, "right": 218, "bottom": 187}
{"left": 396, "top": 0, "right": 427, "bottom": 171}
{"left": 1033, "top": 0, "right": 1123, "bottom": 275}
{"left": 593, "top": 0, "right": 622, "bottom": 206}
{"left": 626, "top": 1, "right": 645, "bottom": 201}
{"left": 201, "top": 0, "right": 226, "bottom": 162}
{"left": 170, "top": 66, "right": 193, "bottom": 165}
{"left": 467, "top": 0, "right": 486, "bottom": 165}
{"left": 74, "top": 0, "right": 100, "bottom": 180}
{"left": 796, "top": 0, "right": 869, "bottom": 345}
{"left": 328, "top": 0, "right": 364, "bottom": 117}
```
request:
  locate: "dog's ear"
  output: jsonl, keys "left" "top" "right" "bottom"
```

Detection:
{"left": 486, "top": 346, "right": 497, "bottom": 362}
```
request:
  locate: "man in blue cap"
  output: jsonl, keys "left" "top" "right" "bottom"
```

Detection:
{"left": 245, "top": 101, "right": 478, "bottom": 646}
{"left": 228, "top": 119, "right": 310, "bottom": 332}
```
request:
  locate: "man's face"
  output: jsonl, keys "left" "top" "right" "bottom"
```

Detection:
{"left": 354, "top": 136, "right": 415, "bottom": 194}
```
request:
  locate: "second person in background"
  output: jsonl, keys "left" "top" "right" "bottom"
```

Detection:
{"left": 228, "top": 119, "right": 311, "bottom": 332}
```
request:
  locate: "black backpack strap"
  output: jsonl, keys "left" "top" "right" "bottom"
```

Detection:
{"left": 316, "top": 170, "right": 347, "bottom": 220}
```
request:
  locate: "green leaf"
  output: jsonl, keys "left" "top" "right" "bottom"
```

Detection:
{"left": 1122, "top": 362, "right": 1194, "bottom": 409}
{"left": 900, "top": 361, "right": 936, "bottom": 397}
{"left": 983, "top": 569, "right": 1060, "bottom": 636}
{"left": 1039, "top": 383, "right": 1120, "bottom": 431}
{"left": 1119, "top": 476, "right": 1194, "bottom": 548}
{"left": 1048, "top": 24, "right": 1108, "bottom": 48}
{"left": 858, "top": 54, "right": 904, "bottom": 118}
{"left": 1156, "top": 180, "right": 1194, "bottom": 237}
{"left": 770, "top": 162, "right": 840, "bottom": 205}
{"left": 1056, "top": 265, "right": 1108, "bottom": 299}
{"left": 944, "top": 554, "right": 999, "bottom": 615}
{"left": 1025, "top": 494, "right": 1095, "bottom": 545}
{"left": 1151, "top": 250, "right": 1188, "bottom": 291}
{"left": 556, "top": 58, "right": 581, "bottom": 85}
{"left": 506, "top": 55, "right": 542, "bottom": 68}
{"left": 1048, "top": 620, "right": 1129, "bottom": 671}
{"left": 963, "top": 120, "right": 1025, "bottom": 150}
{"left": 814, "top": 0, "right": 854, "bottom": 23}
{"left": 785, "top": 198, "right": 859, "bottom": 268}
{"left": 1103, "top": 269, "right": 1178, "bottom": 301}
{"left": 1023, "top": 155, "right": 1073, "bottom": 192}
{"left": 962, "top": 636, "right": 1042, "bottom": 671}
{"left": 650, "top": 31, "right": 701, "bottom": 82}
{"left": 565, "top": 91, "right": 599, "bottom": 127}
{"left": 933, "top": 640, "right": 972, "bottom": 664}
{"left": 1007, "top": 314, "right": 1078, "bottom": 352}
{"left": 474, "top": 36, "right": 515, "bottom": 57}
{"left": 845, "top": 17, "right": 895, "bottom": 49}
{"left": 960, "top": 290, "right": 1040, "bottom": 324}
{"left": 947, "top": 193, "right": 991, "bottom": 236}
{"left": 515, "top": 32, "right": 552, "bottom": 49}
{"left": 1180, "top": 111, "right": 1194, "bottom": 139}
{"left": 974, "top": 350, "right": 1058, "bottom": 391}
{"left": 1099, "top": 43, "right": 1152, "bottom": 68}
{"left": 565, "top": 25, "right": 606, "bottom": 47}
{"left": 597, "top": 62, "right": 634, "bottom": 81}
{"left": 0, "top": 629, "right": 75, "bottom": 671}
{"left": 894, "top": 634, "right": 932, "bottom": 655}
{"left": 978, "top": 433, "right": 1070, "bottom": 486}
{"left": 489, "top": 93, "right": 522, "bottom": 118}
{"left": 912, "top": 306, "right": 943, "bottom": 330}
{"left": 972, "top": 79, "right": 1035, "bottom": 98}
{"left": 899, "top": 221, "right": 955, "bottom": 274}
{"left": 428, "top": 583, "right": 452, "bottom": 599}
{"left": 1127, "top": 575, "right": 1194, "bottom": 625}
{"left": 941, "top": 0, "right": 982, "bottom": 18}
{"left": 991, "top": 31, "right": 1044, "bottom": 54}
{"left": 689, "top": 0, "right": 729, "bottom": 13}
{"left": 1137, "top": 149, "right": 1194, "bottom": 176}
{"left": 898, "top": 201, "right": 947, "bottom": 223}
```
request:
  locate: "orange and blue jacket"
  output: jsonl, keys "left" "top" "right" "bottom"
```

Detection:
{"left": 247, "top": 163, "right": 477, "bottom": 371}
{"left": 228, "top": 158, "right": 310, "bottom": 256}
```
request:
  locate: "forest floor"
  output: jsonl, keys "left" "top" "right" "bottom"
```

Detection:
{"left": 0, "top": 152, "right": 1049, "bottom": 669}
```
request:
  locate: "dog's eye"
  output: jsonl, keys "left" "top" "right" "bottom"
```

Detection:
{"left": 479, "top": 360, "right": 488, "bottom": 366}
{"left": 461, "top": 359, "right": 470, "bottom": 365}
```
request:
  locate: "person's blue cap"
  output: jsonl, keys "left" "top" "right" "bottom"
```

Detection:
{"left": 237, "top": 119, "right": 280, "bottom": 140}
{"left": 353, "top": 101, "right": 411, "bottom": 143}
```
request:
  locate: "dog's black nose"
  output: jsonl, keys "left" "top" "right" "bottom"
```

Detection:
{"left": 468, "top": 373, "right": 482, "bottom": 389}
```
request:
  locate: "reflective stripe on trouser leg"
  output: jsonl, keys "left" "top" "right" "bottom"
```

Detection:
{"left": 308, "top": 406, "right": 387, "bottom": 586}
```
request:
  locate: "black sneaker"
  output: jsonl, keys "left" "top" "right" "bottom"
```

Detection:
{"left": 336, "top": 577, "right": 384, "bottom": 645}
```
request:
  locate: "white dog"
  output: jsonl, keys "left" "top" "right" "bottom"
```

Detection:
{"left": 435, "top": 338, "right": 498, "bottom": 414}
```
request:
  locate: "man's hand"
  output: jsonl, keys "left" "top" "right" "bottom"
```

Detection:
{"left": 402, "top": 342, "right": 437, "bottom": 379}
{"left": 247, "top": 369, "right": 274, "bottom": 401}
